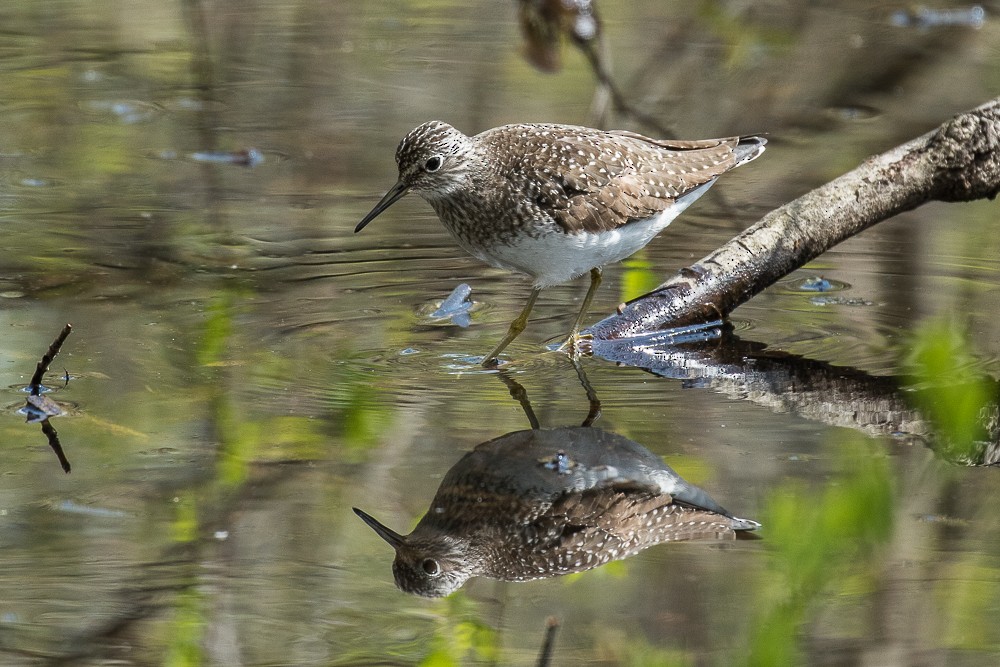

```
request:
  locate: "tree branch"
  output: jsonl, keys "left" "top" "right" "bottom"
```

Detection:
{"left": 588, "top": 96, "right": 1000, "bottom": 340}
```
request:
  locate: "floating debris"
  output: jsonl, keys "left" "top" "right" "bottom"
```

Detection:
{"left": 83, "top": 99, "right": 158, "bottom": 124}
{"left": 190, "top": 148, "right": 264, "bottom": 167}
{"left": 810, "top": 296, "right": 875, "bottom": 307}
{"left": 430, "top": 283, "right": 474, "bottom": 327}
{"left": 56, "top": 500, "right": 130, "bottom": 519}
{"left": 21, "top": 394, "right": 63, "bottom": 423}
{"left": 890, "top": 5, "right": 985, "bottom": 30}
{"left": 917, "top": 513, "right": 970, "bottom": 526}
{"left": 790, "top": 275, "right": 851, "bottom": 293}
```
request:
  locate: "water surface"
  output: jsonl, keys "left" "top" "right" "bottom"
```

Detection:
{"left": 2, "top": 1, "right": 1000, "bottom": 664}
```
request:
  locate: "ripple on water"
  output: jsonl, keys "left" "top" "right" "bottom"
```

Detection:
{"left": 79, "top": 99, "right": 161, "bottom": 124}
{"left": 254, "top": 240, "right": 478, "bottom": 288}
{"left": 778, "top": 275, "right": 852, "bottom": 294}
{"left": 357, "top": 342, "right": 568, "bottom": 378}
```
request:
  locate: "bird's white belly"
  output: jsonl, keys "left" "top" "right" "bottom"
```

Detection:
{"left": 476, "top": 187, "right": 710, "bottom": 287}
{"left": 488, "top": 223, "right": 663, "bottom": 287}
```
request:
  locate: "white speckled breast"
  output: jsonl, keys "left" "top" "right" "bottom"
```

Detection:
{"left": 464, "top": 179, "right": 714, "bottom": 287}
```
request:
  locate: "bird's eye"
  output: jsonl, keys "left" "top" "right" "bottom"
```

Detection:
{"left": 421, "top": 558, "right": 441, "bottom": 576}
{"left": 424, "top": 156, "right": 443, "bottom": 172}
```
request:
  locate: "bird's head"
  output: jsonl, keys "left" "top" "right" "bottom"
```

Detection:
{"left": 353, "top": 506, "right": 474, "bottom": 597}
{"left": 355, "top": 121, "right": 474, "bottom": 233}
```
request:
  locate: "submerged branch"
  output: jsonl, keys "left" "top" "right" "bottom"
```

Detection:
{"left": 588, "top": 96, "right": 1000, "bottom": 339}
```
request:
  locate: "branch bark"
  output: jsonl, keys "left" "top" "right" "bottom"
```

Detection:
{"left": 588, "top": 96, "right": 1000, "bottom": 340}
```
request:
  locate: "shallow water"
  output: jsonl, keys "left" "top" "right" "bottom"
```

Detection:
{"left": 2, "top": 1, "right": 1000, "bottom": 665}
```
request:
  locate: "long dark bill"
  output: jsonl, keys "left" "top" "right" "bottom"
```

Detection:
{"left": 355, "top": 180, "right": 410, "bottom": 233}
{"left": 353, "top": 507, "right": 406, "bottom": 548}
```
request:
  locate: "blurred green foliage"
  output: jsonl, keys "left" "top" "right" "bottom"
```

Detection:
{"left": 164, "top": 588, "right": 206, "bottom": 667}
{"left": 902, "top": 317, "right": 995, "bottom": 464}
{"left": 420, "top": 591, "right": 499, "bottom": 666}
{"left": 748, "top": 434, "right": 893, "bottom": 666}
{"left": 620, "top": 253, "right": 661, "bottom": 303}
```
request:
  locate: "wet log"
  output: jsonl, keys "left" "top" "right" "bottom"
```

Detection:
{"left": 588, "top": 95, "right": 1000, "bottom": 339}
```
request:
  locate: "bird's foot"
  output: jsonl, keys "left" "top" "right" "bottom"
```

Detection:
{"left": 480, "top": 355, "right": 503, "bottom": 369}
{"left": 558, "top": 331, "right": 594, "bottom": 358}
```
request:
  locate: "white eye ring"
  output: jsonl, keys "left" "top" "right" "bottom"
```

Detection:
{"left": 424, "top": 155, "right": 443, "bottom": 172}
{"left": 421, "top": 558, "right": 441, "bottom": 576}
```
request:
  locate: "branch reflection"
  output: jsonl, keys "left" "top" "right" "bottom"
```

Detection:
{"left": 589, "top": 328, "right": 1000, "bottom": 466}
{"left": 355, "top": 367, "right": 759, "bottom": 597}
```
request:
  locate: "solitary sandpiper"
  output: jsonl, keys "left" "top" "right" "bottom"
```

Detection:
{"left": 354, "top": 426, "right": 760, "bottom": 597}
{"left": 356, "top": 121, "right": 766, "bottom": 366}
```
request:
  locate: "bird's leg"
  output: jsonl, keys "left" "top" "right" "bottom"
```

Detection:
{"left": 482, "top": 287, "right": 542, "bottom": 367}
{"left": 560, "top": 267, "right": 602, "bottom": 357}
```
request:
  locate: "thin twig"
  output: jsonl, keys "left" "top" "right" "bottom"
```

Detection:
{"left": 536, "top": 616, "right": 560, "bottom": 667}
{"left": 29, "top": 324, "right": 72, "bottom": 395}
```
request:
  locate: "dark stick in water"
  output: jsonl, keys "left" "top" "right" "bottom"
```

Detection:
{"left": 29, "top": 323, "right": 72, "bottom": 395}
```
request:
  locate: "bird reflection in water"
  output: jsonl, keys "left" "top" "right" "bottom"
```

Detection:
{"left": 354, "top": 364, "right": 760, "bottom": 597}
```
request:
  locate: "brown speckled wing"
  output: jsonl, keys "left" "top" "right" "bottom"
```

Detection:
{"left": 492, "top": 125, "right": 745, "bottom": 234}
{"left": 508, "top": 490, "right": 738, "bottom": 577}
{"left": 553, "top": 490, "right": 737, "bottom": 541}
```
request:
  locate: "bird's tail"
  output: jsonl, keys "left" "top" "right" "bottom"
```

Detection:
{"left": 734, "top": 136, "right": 767, "bottom": 166}
{"left": 730, "top": 516, "right": 762, "bottom": 531}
